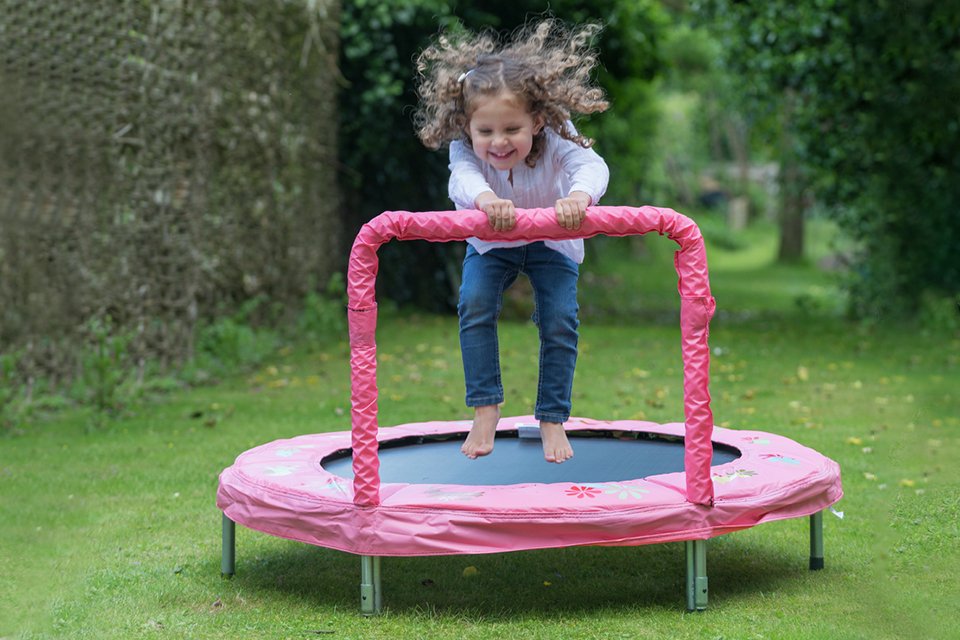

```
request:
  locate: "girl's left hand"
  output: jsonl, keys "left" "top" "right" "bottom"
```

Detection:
{"left": 555, "top": 192, "right": 591, "bottom": 230}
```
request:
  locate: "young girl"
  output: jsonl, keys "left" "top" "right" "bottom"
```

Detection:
{"left": 415, "top": 19, "right": 609, "bottom": 463}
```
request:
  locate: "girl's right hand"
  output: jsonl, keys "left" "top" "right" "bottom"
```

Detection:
{"left": 476, "top": 192, "right": 516, "bottom": 232}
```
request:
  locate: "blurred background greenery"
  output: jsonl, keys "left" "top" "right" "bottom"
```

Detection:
{"left": 1, "top": 0, "right": 958, "bottom": 422}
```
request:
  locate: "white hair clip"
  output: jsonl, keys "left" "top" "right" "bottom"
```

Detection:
{"left": 457, "top": 69, "right": 474, "bottom": 84}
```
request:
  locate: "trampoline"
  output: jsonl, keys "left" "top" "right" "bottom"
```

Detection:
{"left": 217, "top": 206, "right": 843, "bottom": 613}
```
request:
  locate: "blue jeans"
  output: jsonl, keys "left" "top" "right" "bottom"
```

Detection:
{"left": 458, "top": 242, "right": 580, "bottom": 423}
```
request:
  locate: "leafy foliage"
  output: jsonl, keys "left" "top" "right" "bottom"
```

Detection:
{"left": 81, "top": 317, "right": 130, "bottom": 415}
{"left": 697, "top": 0, "right": 960, "bottom": 317}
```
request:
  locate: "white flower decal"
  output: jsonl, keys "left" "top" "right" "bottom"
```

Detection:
{"left": 263, "top": 465, "right": 298, "bottom": 477}
{"left": 423, "top": 487, "right": 485, "bottom": 502}
{"left": 598, "top": 483, "right": 650, "bottom": 500}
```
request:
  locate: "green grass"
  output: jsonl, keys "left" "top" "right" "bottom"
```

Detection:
{"left": 579, "top": 215, "right": 845, "bottom": 320}
{"left": 2, "top": 219, "right": 959, "bottom": 639}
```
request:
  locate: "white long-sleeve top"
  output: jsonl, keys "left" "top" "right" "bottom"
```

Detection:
{"left": 447, "top": 123, "right": 609, "bottom": 264}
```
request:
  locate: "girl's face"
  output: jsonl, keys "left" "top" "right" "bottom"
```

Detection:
{"left": 466, "top": 90, "right": 544, "bottom": 172}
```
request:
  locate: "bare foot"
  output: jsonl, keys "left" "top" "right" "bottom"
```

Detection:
{"left": 540, "top": 422, "right": 573, "bottom": 463}
{"left": 461, "top": 405, "right": 500, "bottom": 459}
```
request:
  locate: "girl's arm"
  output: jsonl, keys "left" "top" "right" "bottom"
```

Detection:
{"left": 555, "top": 123, "right": 610, "bottom": 206}
{"left": 554, "top": 123, "right": 610, "bottom": 229}
{"left": 448, "top": 141, "right": 495, "bottom": 210}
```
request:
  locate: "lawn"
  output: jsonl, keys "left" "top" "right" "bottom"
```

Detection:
{"left": 2, "top": 217, "right": 958, "bottom": 639}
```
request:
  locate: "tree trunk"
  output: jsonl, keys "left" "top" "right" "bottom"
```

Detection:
{"left": 778, "top": 91, "right": 805, "bottom": 262}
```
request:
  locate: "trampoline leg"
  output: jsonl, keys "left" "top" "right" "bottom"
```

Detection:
{"left": 685, "top": 540, "right": 708, "bottom": 611}
{"left": 810, "top": 510, "right": 825, "bottom": 570}
{"left": 360, "top": 555, "right": 382, "bottom": 615}
{"left": 221, "top": 513, "right": 235, "bottom": 577}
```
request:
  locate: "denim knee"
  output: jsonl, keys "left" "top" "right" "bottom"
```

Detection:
{"left": 533, "top": 300, "right": 580, "bottom": 342}
{"left": 458, "top": 283, "right": 499, "bottom": 328}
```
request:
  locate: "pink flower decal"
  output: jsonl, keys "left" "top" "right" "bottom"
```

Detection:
{"left": 566, "top": 485, "right": 602, "bottom": 499}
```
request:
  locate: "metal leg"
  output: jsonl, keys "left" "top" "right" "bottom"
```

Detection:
{"left": 810, "top": 510, "right": 825, "bottom": 570}
{"left": 360, "top": 555, "right": 382, "bottom": 615}
{"left": 221, "top": 513, "right": 236, "bottom": 576}
{"left": 373, "top": 555, "right": 382, "bottom": 613}
{"left": 685, "top": 539, "right": 708, "bottom": 611}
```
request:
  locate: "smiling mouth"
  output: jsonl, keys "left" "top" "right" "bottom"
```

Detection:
{"left": 490, "top": 150, "right": 515, "bottom": 160}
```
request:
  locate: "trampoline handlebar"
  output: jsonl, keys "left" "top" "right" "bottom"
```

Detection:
{"left": 346, "top": 206, "right": 717, "bottom": 507}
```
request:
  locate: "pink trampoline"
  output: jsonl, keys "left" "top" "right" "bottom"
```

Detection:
{"left": 217, "top": 206, "right": 843, "bottom": 613}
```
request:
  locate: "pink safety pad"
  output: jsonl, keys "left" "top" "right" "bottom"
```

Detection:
{"left": 217, "top": 417, "right": 843, "bottom": 557}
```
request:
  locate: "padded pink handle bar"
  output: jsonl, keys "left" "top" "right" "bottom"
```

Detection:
{"left": 347, "top": 206, "right": 716, "bottom": 507}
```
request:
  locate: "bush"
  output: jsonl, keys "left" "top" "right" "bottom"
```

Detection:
{"left": 0, "top": 0, "right": 341, "bottom": 392}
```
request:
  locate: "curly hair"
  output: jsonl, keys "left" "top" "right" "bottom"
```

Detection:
{"left": 414, "top": 19, "right": 608, "bottom": 168}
